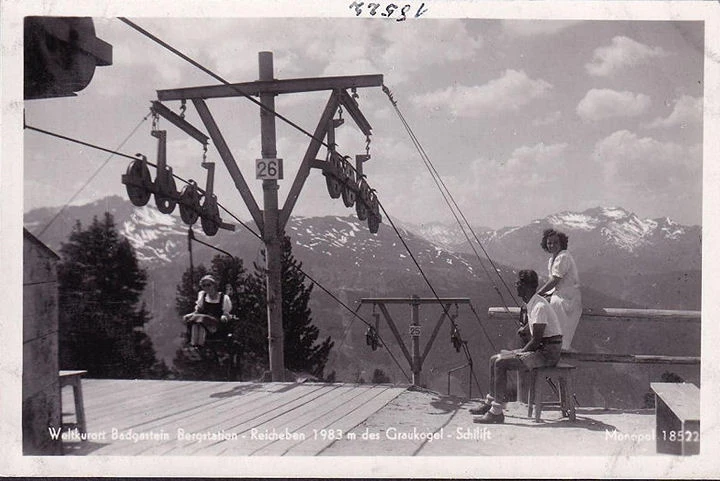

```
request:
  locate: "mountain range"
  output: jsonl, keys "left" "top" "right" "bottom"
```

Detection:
{"left": 24, "top": 196, "right": 701, "bottom": 407}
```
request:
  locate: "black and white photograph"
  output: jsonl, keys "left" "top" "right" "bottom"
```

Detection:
{"left": 4, "top": 0, "right": 720, "bottom": 477}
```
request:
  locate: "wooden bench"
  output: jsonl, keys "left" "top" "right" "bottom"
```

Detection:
{"left": 650, "top": 382, "right": 699, "bottom": 455}
{"left": 59, "top": 370, "right": 88, "bottom": 437}
{"left": 527, "top": 362, "right": 576, "bottom": 422}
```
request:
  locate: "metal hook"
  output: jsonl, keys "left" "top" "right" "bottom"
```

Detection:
{"left": 180, "top": 99, "right": 187, "bottom": 119}
{"left": 151, "top": 109, "right": 159, "bottom": 132}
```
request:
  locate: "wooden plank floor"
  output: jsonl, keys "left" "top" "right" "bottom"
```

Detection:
{"left": 60, "top": 379, "right": 659, "bottom": 457}
{"left": 60, "top": 379, "right": 407, "bottom": 456}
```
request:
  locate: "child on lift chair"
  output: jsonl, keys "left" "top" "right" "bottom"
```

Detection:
{"left": 183, "top": 275, "right": 232, "bottom": 353}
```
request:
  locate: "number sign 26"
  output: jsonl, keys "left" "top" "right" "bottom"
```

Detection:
{"left": 256, "top": 158, "right": 283, "bottom": 180}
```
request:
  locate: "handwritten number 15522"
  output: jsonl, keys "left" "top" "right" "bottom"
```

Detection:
{"left": 349, "top": 2, "right": 428, "bottom": 21}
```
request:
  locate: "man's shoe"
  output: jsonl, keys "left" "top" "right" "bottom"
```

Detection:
{"left": 469, "top": 403, "right": 491, "bottom": 415}
{"left": 473, "top": 411, "right": 504, "bottom": 424}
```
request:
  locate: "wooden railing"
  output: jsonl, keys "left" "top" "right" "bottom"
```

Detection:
{"left": 488, "top": 307, "right": 701, "bottom": 365}
{"left": 489, "top": 306, "right": 700, "bottom": 322}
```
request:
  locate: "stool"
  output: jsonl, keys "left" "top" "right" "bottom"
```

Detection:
{"left": 527, "top": 362, "right": 576, "bottom": 422}
{"left": 59, "top": 370, "right": 88, "bottom": 436}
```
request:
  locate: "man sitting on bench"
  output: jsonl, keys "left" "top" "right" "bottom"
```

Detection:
{"left": 473, "top": 269, "right": 563, "bottom": 424}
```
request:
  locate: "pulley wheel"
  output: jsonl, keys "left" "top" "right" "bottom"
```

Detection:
{"left": 325, "top": 153, "right": 343, "bottom": 199}
{"left": 201, "top": 197, "right": 220, "bottom": 236}
{"left": 179, "top": 182, "right": 201, "bottom": 225}
{"left": 356, "top": 200, "right": 368, "bottom": 221}
{"left": 368, "top": 213, "right": 380, "bottom": 234}
{"left": 124, "top": 159, "right": 152, "bottom": 207}
{"left": 341, "top": 160, "right": 356, "bottom": 208}
{"left": 356, "top": 180, "right": 370, "bottom": 221}
{"left": 367, "top": 193, "right": 381, "bottom": 234}
{"left": 155, "top": 167, "right": 178, "bottom": 214}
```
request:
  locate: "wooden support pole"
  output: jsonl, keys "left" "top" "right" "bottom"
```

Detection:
{"left": 150, "top": 101, "right": 209, "bottom": 145}
{"left": 410, "top": 295, "right": 421, "bottom": 386}
{"left": 420, "top": 304, "right": 450, "bottom": 365}
{"left": 192, "top": 98, "right": 264, "bottom": 230}
{"left": 259, "top": 51, "right": 285, "bottom": 382}
{"left": 157, "top": 74, "right": 384, "bottom": 101}
{"left": 377, "top": 304, "right": 413, "bottom": 367}
{"left": 279, "top": 94, "right": 338, "bottom": 230}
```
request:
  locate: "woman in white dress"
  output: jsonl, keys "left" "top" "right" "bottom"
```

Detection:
{"left": 536, "top": 229, "right": 582, "bottom": 350}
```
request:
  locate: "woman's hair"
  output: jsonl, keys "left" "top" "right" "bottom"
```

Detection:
{"left": 541, "top": 228, "right": 569, "bottom": 252}
{"left": 199, "top": 274, "right": 218, "bottom": 287}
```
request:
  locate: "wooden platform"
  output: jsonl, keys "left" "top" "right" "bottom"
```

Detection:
{"left": 60, "top": 379, "right": 406, "bottom": 456}
{"left": 60, "top": 379, "right": 661, "bottom": 456}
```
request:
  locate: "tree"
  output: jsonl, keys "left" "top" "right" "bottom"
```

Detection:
{"left": 643, "top": 371, "right": 685, "bottom": 408}
{"left": 248, "top": 235, "right": 334, "bottom": 378}
{"left": 172, "top": 256, "right": 262, "bottom": 381}
{"left": 371, "top": 368, "right": 391, "bottom": 384}
{"left": 171, "top": 235, "right": 334, "bottom": 381}
{"left": 58, "top": 213, "right": 166, "bottom": 379}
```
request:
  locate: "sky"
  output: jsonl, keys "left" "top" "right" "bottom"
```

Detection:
{"left": 6, "top": 3, "right": 720, "bottom": 478}
{"left": 22, "top": 13, "right": 706, "bottom": 231}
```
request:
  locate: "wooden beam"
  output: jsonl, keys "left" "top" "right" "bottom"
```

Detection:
{"left": 192, "top": 99, "right": 264, "bottom": 231}
{"left": 338, "top": 89, "right": 373, "bottom": 137}
{"left": 151, "top": 101, "right": 209, "bottom": 145}
{"left": 420, "top": 305, "right": 450, "bottom": 366}
{"left": 488, "top": 307, "right": 700, "bottom": 322}
{"left": 561, "top": 352, "right": 700, "bottom": 365}
{"left": 157, "top": 74, "right": 384, "bottom": 101}
{"left": 279, "top": 93, "right": 338, "bottom": 230}
{"left": 362, "top": 298, "right": 471, "bottom": 305}
{"left": 377, "top": 304, "right": 413, "bottom": 367}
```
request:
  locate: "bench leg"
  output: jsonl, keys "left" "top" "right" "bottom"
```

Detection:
{"left": 527, "top": 370, "right": 537, "bottom": 418}
{"left": 72, "top": 381, "right": 87, "bottom": 437}
{"left": 566, "top": 375, "right": 576, "bottom": 421}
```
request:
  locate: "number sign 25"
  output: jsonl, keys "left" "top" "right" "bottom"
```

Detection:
{"left": 256, "top": 158, "right": 283, "bottom": 180}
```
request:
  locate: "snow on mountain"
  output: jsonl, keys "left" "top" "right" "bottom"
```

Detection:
{"left": 120, "top": 206, "right": 189, "bottom": 264}
{"left": 406, "top": 207, "right": 693, "bottom": 255}
{"left": 546, "top": 212, "right": 600, "bottom": 231}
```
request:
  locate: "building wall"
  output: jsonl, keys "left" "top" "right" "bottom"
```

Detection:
{"left": 22, "top": 230, "right": 62, "bottom": 455}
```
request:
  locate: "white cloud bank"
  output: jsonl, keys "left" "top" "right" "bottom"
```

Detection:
{"left": 585, "top": 36, "right": 667, "bottom": 77}
{"left": 576, "top": 89, "right": 651, "bottom": 121}
{"left": 412, "top": 69, "right": 552, "bottom": 117}
{"left": 645, "top": 95, "right": 702, "bottom": 129}
{"left": 502, "top": 19, "right": 580, "bottom": 36}
{"left": 593, "top": 130, "right": 698, "bottom": 192}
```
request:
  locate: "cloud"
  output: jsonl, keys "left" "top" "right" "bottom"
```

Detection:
{"left": 391, "top": 142, "right": 573, "bottom": 227}
{"left": 576, "top": 89, "right": 651, "bottom": 121}
{"left": 593, "top": 130, "right": 698, "bottom": 191}
{"left": 532, "top": 111, "right": 562, "bottom": 126}
{"left": 412, "top": 70, "right": 552, "bottom": 118}
{"left": 202, "top": 18, "right": 484, "bottom": 86}
{"left": 500, "top": 142, "right": 570, "bottom": 186}
{"left": 585, "top": 36, "right": 667, "bottom": 77}
{"left": 316, "top": 19, "right": 485, "bottom": 85}
{"left": 502, "top": 20, "right": 580, "bottom": 36}
{"left": 645, "top": 95, "right": 702, "bottom": 129}
{"left": 377, "top": 20, "right": 483, "bottom": 83}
